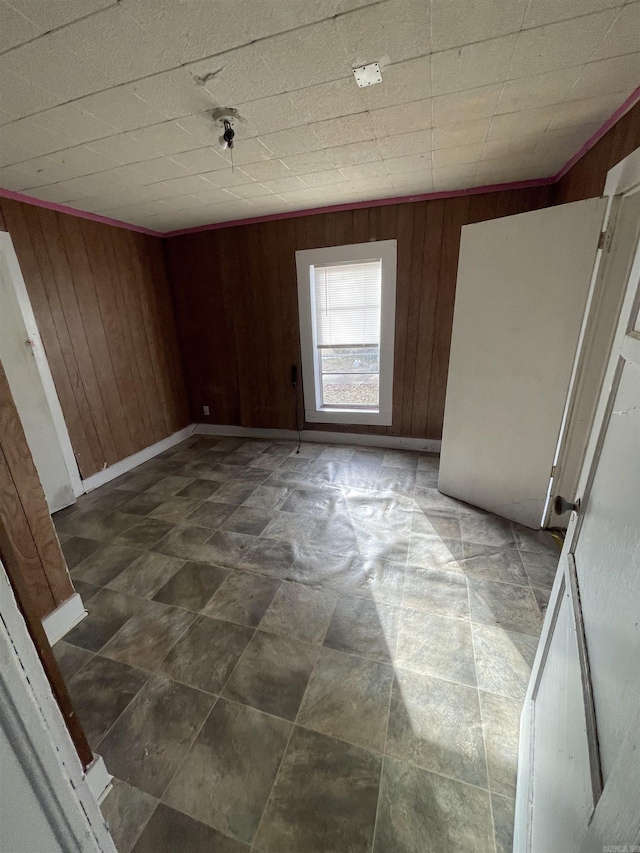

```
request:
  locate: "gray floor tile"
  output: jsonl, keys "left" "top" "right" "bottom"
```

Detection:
{"left": 159, "top": 615, "right": 253, "bottom": 694}
{"left": 153, "top": 561, "right": 230, "bottom": 611}
{"left": 259, "top": 582, "right": 337, "bottom": 644}
{"left": 118, "top": 493, "right": 167, "bottom": 517}
{"left": 65, "top": 588, "right": 144, "bottom": 652}
{"left": 281, "top": 487, "right": 344, "bottom": 516}
{"left": 480, "top": 691, "right": 521, "bottom": 798}
{"left": 149, "top": 495, "right": 204, "bottom": 524}
{"left": 185, "top": 501, "right": 237, "bottom": 529}
{"left": 377, "top": 467, "right": 416, "bottom": 492}
{"left": 382, "top": 450, "right": 419, "bottom": 471}
{"left": 461, "top": 543, "right": 530, "bottom": 585}
{"left": 100, "top": 601, "right": 196, "bottom": 671}
{"left": 196, "top": 530, "right": 256, "bottom": 568}
{"left": 406, "top": 534, "right": 464, "bottom": 571}
{"left": 472, "top": 623, "right": 538, "bottom": 701}
{"left": 412, "top": 508, "right": 462, "bottom": 540}
{"left": 254, "top": 726, "right": 381, "bottom": 853}
{"left": 297, "top": 648, "right": 393, "bottom": 752}
{"left": 67, "top": 656, "right": 148, "bottom": 748}
{"left": 387, "top": 669, "right": 487, "bottom": 788}
{"left": 108, "top": 552, "right": 185, "bottom": 599}
{"left": 176, "top": 478, "right": 223, "bottom": 499}
{"left": 71, "top": 544, "right": 143, "bottom": 586}
{"left": 233, "top": 467, "right": 272, "bottom": 485}
{"left": 532, "top": 585, "right": 550, "bottom": 615}
{"left": 468, "top": 577, "right": 542, "bottom": 636}
{"left": 53, "top": 640, "right": 94, "bottom": 681}
{"left": 324, "top": 596, "right": 400, "bottom": 663}
{"left": 242, "top": 485, "right": 290, "bottom": 510}
{"left": 460, "top": 510, "right": 516, "bottom": 549}
{"left": 131, "top": 803, "right": 248, "bottom": 853}
{"left": 510, "top": 522, "right": 558, "bottom": 556}
{"left": 84, "top": 488, "right": 133, "bottom": 513}
{"left": 101, "top": 779, "right": 157, "bottom": 853}
{"left": 115, "top": 518, "right": 176, "bottom": 549}
{"left": 99, "top": 673, "right": 215, "bottom": 798}
{"left": 223, "top": 630, "right": 319, "bottom": 721}
{"left": 492, "top": 793, "right": 516, "bottom": 853}
{"left": 146, "top": 474, "right": 195, "bottom": 496}
{"left": 403, "top": 565, "right": 470, "bottom": 618}
{"left": 72, "top": 579, "right": 100, "bottom": 602}
{"left": 155, "top": 524, "right": 212, "bottom": 559}
{"left": 202, "top": 571, "right": 281, "bottom": 627}
{"left": 207, "top": 481, "right": 257, "bottom": 504}
{"left": 519, "top": 550, "right": 559, "bottom": 590}
{"left": 287, "top": 546, "right": 357, "bottom": 591}
{"left": 236, "top": 537, "right": 296, "bottom": 578}
{"left": 396, "top": 608, "right": 477, "bottom": 686}
{"left": 60, "top": 536, "right": 104, "bottom": 569}
{"left": 262, "top": 511, "right": 324, "bottom": 545}
{"left": 62, "top": 440, "right": 537, "bottom": 852}
{"left": 414, "top": 487, "right": 462, "bottom": 516}
{"left": 373, "top": 757, "right": 494, "bottom": 853}
{"left": 223, "top": 506, "right": 274, "bottom": 535}
{"left": 163, "top": 698, "right": 290, "bottom": 844}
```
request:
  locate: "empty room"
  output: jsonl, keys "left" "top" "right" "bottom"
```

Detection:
{"left": 0, "top": 2, "right": 639, "bottom": 851}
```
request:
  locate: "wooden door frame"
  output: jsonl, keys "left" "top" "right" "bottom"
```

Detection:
{"left": 514, "top": 147, "right": 640, "bottom": 852}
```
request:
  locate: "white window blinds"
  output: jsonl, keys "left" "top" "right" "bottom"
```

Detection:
{"left": 312, "top": 259, "right": 382, "bottom": 346}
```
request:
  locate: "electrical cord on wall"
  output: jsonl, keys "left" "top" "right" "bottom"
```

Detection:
{"left": 291, "top": 364, "right": 301, "bottom": 454}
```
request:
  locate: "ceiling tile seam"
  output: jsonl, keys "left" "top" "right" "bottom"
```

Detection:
{"left": 5, "top": 31, "right": 634, "bottom": 137}
{"left": 583, "top": 4, "right": 624, "bottom": 67}
{"left": 0, "top": 0, "right": 121, "bottom": 58}
{"left": 4, "top": 80, "right": 609, "bottom": 175}
{"left": 2, "top": 87, "right": 639, "bottom": 235}
{"left": 494, "top": 0, "right": 535, "bottom": 133}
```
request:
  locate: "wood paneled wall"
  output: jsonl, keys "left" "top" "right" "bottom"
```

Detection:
{"left": 0, "top": 199, "right": 190, "bottom": 478}
{"left": 166, "top": 186, "right": 551, "bottom": 440}
{"left": 553, "top": 100, "right": 640, "bottom": 204}
{"left": 0, "top": 362, "right": 72, "bottom": 618}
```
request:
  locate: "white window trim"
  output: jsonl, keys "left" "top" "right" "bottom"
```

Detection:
{"left": 296, "top": 240, "right": 397, "bottom": 426}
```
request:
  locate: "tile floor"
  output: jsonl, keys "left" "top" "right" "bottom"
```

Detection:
{"left": 53, "top": 436, "right": 559, "bottom": 853}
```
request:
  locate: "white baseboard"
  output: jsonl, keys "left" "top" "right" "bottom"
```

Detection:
{"left": 42, "top": 593, "right": 86, "bottom": 646}
{"left": 85, "top": 755, "right": 113, "bottom": 805}
{"left": 195, "top": 423, "right": 441, "bottom": 453}
{"left": 82, "top": 424, "right": 197, "bottom": 493}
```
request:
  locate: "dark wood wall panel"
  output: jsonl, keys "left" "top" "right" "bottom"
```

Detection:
{"left": 553, "top": 100, "right": 640, "bottom": 204}
{"left": 166, "top": 186, "right": 552, "bottom": 440}
{"left": 0, "top": 363, "right": 72, "bottom": 618}
{"left": 0, "top": 199, "right": 190, "bottom": 478}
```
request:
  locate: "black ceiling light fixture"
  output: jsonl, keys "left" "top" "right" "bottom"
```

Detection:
{"left": 211, "top": 107, "right": 244, "bottom": 172}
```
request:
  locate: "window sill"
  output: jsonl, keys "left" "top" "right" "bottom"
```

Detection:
{"left": 305, "top": 408, "right": 392, "bottom": 426}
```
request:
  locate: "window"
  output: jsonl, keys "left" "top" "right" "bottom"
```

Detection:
{"left": 296, "top": 240, "right": 397, "bottom": 425}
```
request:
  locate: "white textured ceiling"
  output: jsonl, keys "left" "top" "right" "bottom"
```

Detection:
{"left": 0, "top": 0, "right": 638, "bottom": 233}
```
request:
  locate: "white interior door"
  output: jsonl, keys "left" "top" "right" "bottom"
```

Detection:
{"left": 0, "top": 232, "right": 81, "bottom": 511}
{"left": 439, "top": 198, "right": 606, "bottom": 528}
{"left": 515, "top": 188, "right": 640, "bottom": 852}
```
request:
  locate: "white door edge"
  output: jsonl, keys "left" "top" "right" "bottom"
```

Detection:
{"left": 514, "top": 145, "right": 640, "bottom": 852}
{"left": 0, "top": 232, "right": 83, "bottom": 502}
{"left": 0, "top": 561, "right": 117, "bottom": 852}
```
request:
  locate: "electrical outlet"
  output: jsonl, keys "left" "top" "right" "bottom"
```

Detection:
{"left": 203, "top": 405, "right": 210, "bottom": 415}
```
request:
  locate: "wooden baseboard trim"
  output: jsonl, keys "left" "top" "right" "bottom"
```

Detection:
{"left": 82, "top": 424, "right": 197, "bottom": 493}
{"left": 42, "top": 593, "right": 86, "bottom": 646}
{"left": 195, "top": 423, "right": 441, "bottom": 453}
{"left": 85, "top": 754, "right": 113, "bottom": 805}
